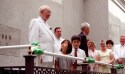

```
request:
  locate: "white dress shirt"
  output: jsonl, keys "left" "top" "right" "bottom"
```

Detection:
{"left": 70, "top": 48, "right": 86, "bottom": 64}
{"left": 113, "top": 44, "right": 125, "bottom": 60}
{"left": 54, "top": 37, "right": 64, "bottom": 53}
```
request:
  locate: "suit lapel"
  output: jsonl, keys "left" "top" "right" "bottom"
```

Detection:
{"left": 38, "top": 17, "right": 55, "bottom": 40}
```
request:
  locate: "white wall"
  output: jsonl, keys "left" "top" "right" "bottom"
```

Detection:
{"left": 1, "top": 0, "right": 124, "bottom": 66}
{"left": 109, "top": 13, "right": 120, "bottom": 44}
{"left": 109, "top": 0, "right": 125, "bottom": 45}
{"left": 0, "top": 0, "right": 85, "bottom": 66}
{"left": 63, "top": 0, "right": 85, "bottom": 39}
{"left": 85, "top": 0, "right": 109, "bottom": 49}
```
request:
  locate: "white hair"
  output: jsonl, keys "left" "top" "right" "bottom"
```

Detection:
{"left": 120, "top": 35, "right": 125, "bottom": 37}
{"left": 39, "top": 5, "right": 51, "bottom": 13}
{"left": 81, "top": 22, "right": 90, "bottom": 28}
{"left": 100, "top": 40, "right": 106, "bottom": 44}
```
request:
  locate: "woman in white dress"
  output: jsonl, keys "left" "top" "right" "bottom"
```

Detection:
{"left": 95, "top": 40, "right": 114, "bottom": 73}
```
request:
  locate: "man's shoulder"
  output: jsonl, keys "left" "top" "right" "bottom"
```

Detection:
{"left": 78, "top": 32, "right": 82, "bottom": 35}
{"left": 114, "top": 44, "right": 120, "bottom": 48}
{"left": 60, "top": 38, "right": 64, "bottom": 41}
{"left": 70, "top": 48, "right": 74, "bottom": 54}
{"left": 78, "top": 32, "right": 85, "bottom": 37}
{"left": 113, "top": 44, "right": 120, "bottom": 51}
{"left": 30, "top": 17, "right": 39, "bottom": 22}
{"left": 30, "top": 17, "right": 45, "bottom": 26}
{"left": 78, "top": 48, "right": 85, "bottom": 52}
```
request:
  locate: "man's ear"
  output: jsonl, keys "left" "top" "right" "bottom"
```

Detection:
{"left": 79, "top": 41, "right": 81, "bottom": 45}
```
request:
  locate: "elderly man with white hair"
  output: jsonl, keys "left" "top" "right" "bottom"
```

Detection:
{"left": 114, "top": 35, "right": 125, "bottom": 60}
{"left": 113, "top": 35, "right": 125, "bottom": 73}
{"left": 78, "top": 22, "right": 90, "bottom": 57}
{"left": 29, "top": 5, "right": 55, "bottom": 67}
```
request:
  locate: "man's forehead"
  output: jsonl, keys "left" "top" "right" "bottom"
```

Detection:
{"left": 56, "top": 29, "right": 61, "bottom": 31}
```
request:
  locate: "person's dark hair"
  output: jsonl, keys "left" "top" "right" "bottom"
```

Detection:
{"left": 106, "top": 39, "right": 114, "bottom": 46}
{"left": 61, "top": 39, "right": 72, "bottom": 54}
{"left": 71, "top": 35, "right": 81, "bottom": 42}
{"left": 54, "top": 27, "right": 61, "bottom": 32}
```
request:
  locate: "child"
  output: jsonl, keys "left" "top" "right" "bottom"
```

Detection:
{"left": 55, "top": 39, "right": 73, "bottom": 70}
{"left": 70, "top": 35, "right": 86, "bottom": 70}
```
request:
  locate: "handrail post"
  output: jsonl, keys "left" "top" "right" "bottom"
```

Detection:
{"left": 23, "top": 47, "right": 36, "bottom": 74}
{"left": 23, "top": 55, "right": 36, "bottom": 74}
{"left": 82, "top": 63, "right": 90, "bottom": 74}
{"left": 82, "top": 58, "right": 90, "bottom": 74}
{"left": 111, "top": 67, "right": 117, "bottom": 74}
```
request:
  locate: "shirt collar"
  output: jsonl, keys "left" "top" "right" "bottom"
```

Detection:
{"left": 120, "top": 44, "right": 125, "bottom": 47}
{"left": 73, "top": 47, "right": 79, "bottom": 51}
{"left": 82, "top": 32, "right": 86, "bottom": 35}
{"left": 38, "top": 16, "right": 46, "bottom": 23}
{"left": 55, "top": 36, "right": 60, "bottom": 40}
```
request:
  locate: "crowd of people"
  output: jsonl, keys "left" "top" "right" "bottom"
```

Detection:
{"left": 28, "top": 5, "right": 125, "bottom": 73}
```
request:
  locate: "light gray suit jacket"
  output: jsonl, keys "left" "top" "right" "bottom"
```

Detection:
{"left": 29, "top": 17, "right": 55, "bottom": 62}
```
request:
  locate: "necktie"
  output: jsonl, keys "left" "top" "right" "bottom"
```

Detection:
{"left": 75, "top": 49, "right": 77, "bottom": 57}
{"left": 74, "top": 49, "right": 77, "bottom": 69}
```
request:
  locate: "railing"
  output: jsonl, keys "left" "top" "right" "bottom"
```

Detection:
{"left": 0, "top": 66, "right": 25, "bottom": 74}
{"left": 34, "top": 66, "right": 84, "bottom": 74}
{"left": 0, "top": 54, "right": 118, "bottom": 74}
{"left": 0, "top": 44, "right": 122, "bottom": 74}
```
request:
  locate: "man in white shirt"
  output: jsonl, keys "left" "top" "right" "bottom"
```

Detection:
{"left": 113, "top": 35, "right": 125, "bottom": 73}
{"left": 29, "top": 5, "right": 55, "bottom": 67}
{"left": 113, "top": 35, "right": 125, "bottom": 60}
{"left": 54, "top": 27, "right": 64, "bottom": 53}
{"left": 70, "top": 35, "right": 86, "bottom": 70}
